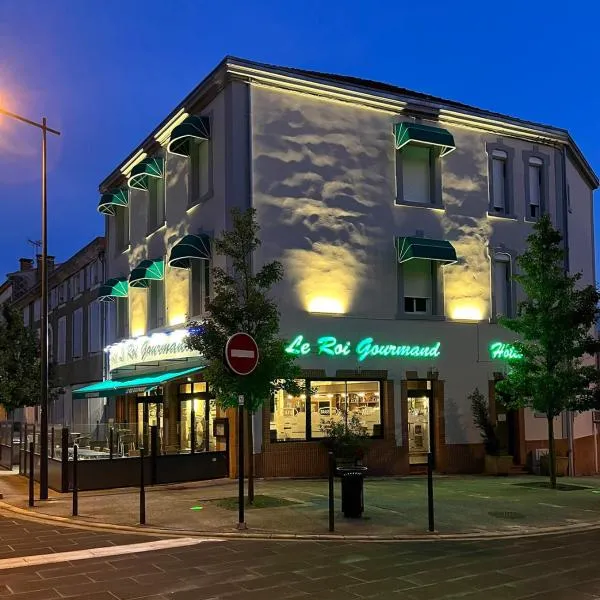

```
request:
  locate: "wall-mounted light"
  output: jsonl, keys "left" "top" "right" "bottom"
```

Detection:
{"left": 307, "top": 296, "right": 345, "bottom": 314}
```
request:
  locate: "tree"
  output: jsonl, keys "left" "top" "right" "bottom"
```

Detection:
{"left": 0, "top": 304, "right": 44, "bottom": 415}
{"left": 497, "top": 215, "right": 600, "bottom": 488}
{"left": 186, "top": 208, "right": 301, "bottom": 503}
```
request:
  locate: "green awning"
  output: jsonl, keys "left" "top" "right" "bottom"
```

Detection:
{"left": 129, "top": 258, "right": 164, "bottom": 288}
{"left": 396, "top": 237, "right": 458, "bottom": 264}
{"left": 394, "top": 122, "right": 456, "bottom": 157}
{"left": 168, "top": 234, "right": 211, "bottom": 269}
{"left": 73, "top": 366, "right": 204, "bottom": 399}
{"left": 97, "top": 277, "right": 129, "bottom": 302}
{"left": 167, "top": 115, "right": 210, "bottom": 157}
{"left": 128, "top": 157, "right": 165, "bottom": 191}
{"left": 98, "top": 189, "right": 128, "bottom": 216}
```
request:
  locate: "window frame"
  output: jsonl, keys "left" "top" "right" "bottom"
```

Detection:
{"left": 72, "top": 307, "right": 83, "bottom": 360}
{"left": 146, "top": 174, "right": 165, "bottom": 235}
{"left": 189, "top": 259, "right": 211, "bottom": 318}
{"left": 147, "top": 278, "right": 165, "bottom": 332}
{"left": 397, "top": 259, "right": 444, "bottom": 320}
{"left": 87, "top": 301, "right": 101, "bottom": 354}
{"left": 486, "top": 142, "right": 515, "bottom": 218}
{"left": 270, "top": 378, "right": 385, "bottom": 443}
{"left": 114, "top": 206, "right": 130, "bottom": 254}
{"left": 187, "top": 119, "right": 213, "bottom": 209}
{"left": 57, "top": 316, "right": 67, "bottom": 364}
{"left": 523, "top": 151, "right": 549, "bottom": 222}
{"left": 395, "top": 144, "right": 443, "bottom": 209}
{"left": 491, "top": 251, "right": 514, "bottom": 321}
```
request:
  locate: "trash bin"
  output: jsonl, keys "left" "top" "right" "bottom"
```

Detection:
{"left": 336, "top": 466, "right": 367, "bottom": 518}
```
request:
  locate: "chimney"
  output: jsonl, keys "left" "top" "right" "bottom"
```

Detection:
{"left": 19, "top": 258, "right": 34, "bottom": 271}
{"left": 36, "top": 254, "right": 56, "bottom": 273}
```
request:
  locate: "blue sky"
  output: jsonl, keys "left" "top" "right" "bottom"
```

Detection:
{"left": 0, "top": 0, "right": 598, "bottom": 279}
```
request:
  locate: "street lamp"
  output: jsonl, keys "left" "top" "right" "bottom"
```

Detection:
{"left": 0, "top": 106, "right": 60, "bottom": 500}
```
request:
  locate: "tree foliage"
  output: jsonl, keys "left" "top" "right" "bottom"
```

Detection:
{"left": 0, "top": 304, "right": 43, "bottom": 414}
{"left": 497, "top": 215, "right": 600, "bottom": 487}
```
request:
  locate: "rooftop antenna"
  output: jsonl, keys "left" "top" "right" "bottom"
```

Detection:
{"left": 27, "top": 239, "right": 41, "bottom": 260}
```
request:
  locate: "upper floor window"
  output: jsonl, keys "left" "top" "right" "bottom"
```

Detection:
{"left": 115, "top": 208, "right": 129, "bottom": 253}
{"left": 527, "top": 157, "right": 543, "bottom": 220}
{"left": 33, "top": 298, "right": 41, "bottom": 322}
{"left": 147, "top": 176, "right": 165, "bottom": 234}
{"left": 401, "top": 259, "right": 435, "bottom": 315}
{"left": 493, "top": 253, "right": 512, "bottom": 318}
{"left": 116, "top": 297, "right": 128, "bottom": 341}
{"left": 50, "top": 287, "right": 57, "bottom": 310}
{"left": 72, "top": 308, "right": 83, "bottom": 359}
{"left": 57, "top": 316, "right": 67, "bottom": 364}
{"left": 189, "top": 259, "right": 210, "bottom": 318}
{"left": 23, "top": 305, "right": 30, "bottom": 327}
{"left": 147, "top": 280, "right": 165, "bottom": 331}
{"left": 401, "top": 146, "right": 431, "bottom": 205}
{"left": 491, "top": 150, "right": 508, "bottom": 214}
{"left": 189, "top": 140, "right": 211, "bottom": 206}
{"left": 59, "top": 281, "right": 68, "bottom": 304}
{"left": 88, "top": 301, "right": 101, "bottom": 354}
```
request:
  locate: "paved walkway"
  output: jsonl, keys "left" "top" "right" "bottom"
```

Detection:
{"left": 3, "top": 470, "right": 600, "bottom": 538}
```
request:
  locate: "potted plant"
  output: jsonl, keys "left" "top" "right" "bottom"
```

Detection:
{"left": 470, "top": 388, "right": 513, "bottom": 475}
{"left": 320, "top": 411, "right": 370, "bottom": 466}
{"left": 540, "top": 452, "right": 569, "bottom": 477}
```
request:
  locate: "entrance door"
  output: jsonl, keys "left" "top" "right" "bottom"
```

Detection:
{"left": 407, "top": 389, "right": 432, "bottom": 465}
{"left": 137, "top": 401, "right": 163, "bottom": 450}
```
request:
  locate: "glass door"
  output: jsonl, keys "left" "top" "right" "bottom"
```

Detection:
{"left": 180, "top": 399, "right": 205, "bottom": 453}
{"left": 407, "top": 391, "right": 431, "bottom": 465}
{"left": 137, "top": 401, "right": 163, "bottom": 450}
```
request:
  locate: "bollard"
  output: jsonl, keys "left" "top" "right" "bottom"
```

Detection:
{"left": 72, "top": 444, "right": 78, "bottom": 516}
{"left": 427, "top": 452, "right": 435, "bottom": 532}
{"left": 109, "top": 427, "right": 114, "bottom": 460}
{"left": 139, "top": 447, "right": 146, "bottom": 525}
{"left": 28, "top": 442, "right": 34, "bottom": 507}
{"left": 328, "top": 451, "right": 335, "bottom": 532}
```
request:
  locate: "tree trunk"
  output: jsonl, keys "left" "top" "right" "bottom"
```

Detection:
{"left": 547, "top": 413, "right": 557, "bottom": 489}
{"left": 246, "top": 409, "right": 254, "bottom": 504}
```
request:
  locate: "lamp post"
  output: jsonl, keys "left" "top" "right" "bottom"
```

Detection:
{"left": 0, "top": 106, "right": 60, "bottom": 500}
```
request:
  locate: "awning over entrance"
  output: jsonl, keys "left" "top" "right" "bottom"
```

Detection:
{"left": 97, "top": 277, "right": 129, "bottom": 302}
{"left": 395, "top": 237, "right": 458, "bottom": 265}
{"left": 166, "top": 115, "right": 210, "bottom": 157}
{"left": 73, "top": 366, "right": 204, "bottom": 399}
{"left": 98, "top": 188, "right": 128, "bottom": 216}
{"left": 168, "top": 234, "right": 211, "bottom": 269}
{"left": 394, "top": 122, "right": 456, "bottom": 157}
{"left": 129, "top": 258, "right": 164, "bottom": 288}
{"left": 128, "top": 157, "right": 165, "bottom": 191}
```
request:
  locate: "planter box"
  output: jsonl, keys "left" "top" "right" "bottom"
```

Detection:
{"left": 484, "top": 454, "right": 513, "bottom": 476}
{"left": 540, "top": 454, "right": 569, "bottom": 477}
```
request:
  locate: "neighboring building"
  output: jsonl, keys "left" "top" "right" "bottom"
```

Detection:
{"left": 11, "top": 238, "right": 106, "bottom": 428}
{"left": 91, "top": 57, "right": 598, "bottom": 477}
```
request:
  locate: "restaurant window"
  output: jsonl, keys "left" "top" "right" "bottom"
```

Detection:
{"left": 189, "top": 259, "right": 210, "bottom": 317}
{"left": 147, "top": 176, "right": 165, "bottom": 234}
{"left": 147, "top": 279, "right": 165, "bottom": 331}
{"left": 270, "top": 379, "right": 382, "bottom": 442}
{"left": 189, "top": 139, "right": 210, "bottom": 206}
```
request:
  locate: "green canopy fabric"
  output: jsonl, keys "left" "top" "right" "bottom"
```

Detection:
{"left": 97, "top": 277, "right": 129, "bottom": 302}
{"left": 128, "top": 157, "right": 165, "bottom": 191}
{"left": 394, "top": 122, "right": 456, "bottom": 157}
{"left": 396, "top": 237, "right": 458, "bottom": 264}
{"left": 168, "top": 234, "right": 211, "bottom": 269}
{"left": 73, "top": 366, "right": 204, "bottom": 399}
{"left": 129, "top": 258, "right": 164, "bottom": 288}
{"left": 167, "top": 115, "right": 211, "bottom": 157}
{"left": 98, "top": 188, "right": 128, "bottom": 216}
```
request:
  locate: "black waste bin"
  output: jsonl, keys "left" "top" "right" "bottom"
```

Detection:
{"left": 336, "top": 466, "right": 367, "bottom": 518}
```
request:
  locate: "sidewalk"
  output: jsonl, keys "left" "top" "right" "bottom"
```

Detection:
{"left": 3, "top": 470, "right": 600, "bottom": 539}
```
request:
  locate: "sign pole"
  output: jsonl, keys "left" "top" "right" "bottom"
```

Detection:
{"left": 237, "top": 394, "right": 246, "bottom": 530}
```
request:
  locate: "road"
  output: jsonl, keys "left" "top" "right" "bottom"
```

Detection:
{"left": 1, "top": 511, "right": 600, "bottom": 599}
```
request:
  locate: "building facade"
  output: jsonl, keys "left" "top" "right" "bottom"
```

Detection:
{"left": 95, "top": 57, "right": 598, "bottom": 477}
{"left": 11, "top": 238, "right": 106, "bottom": 428}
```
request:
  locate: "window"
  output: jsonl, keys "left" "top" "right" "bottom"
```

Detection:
{"left": 270, "top": 380, "right": 382, "bottom": 442}
{"left": 72, "top": 308, "right": 83, "bottom": 359}
{"left": 491, "top": 150, "right": 508, "bottom": 214}
{"left": 493, "top": 253, "right": 512, "bottom": 318}
{"left": 400, "top": 145, "right": 431, "bottom": 204}
{"left": 189, "top": 259, "right": 210, "bottom": 317}
{"left": 86, "top": 260, "right": 99, "bottom": 287}
{"left": 57, "top": 316, "right": 67, "bottom": 364}
{"left": 115, "top": 207, "right": 129, "bottom": 252}
{"left": 528, "top": 157, "right": 543, "bottom": 219}
{"left": 116, "top": 297, "right": 128, "bottom": 340}
{"left": 50, "top": 287, "right": 57, "bottom": 310}
{"left": 48, "top": 324, "right": 54, "bottom": 362}
{"left": 401, "top": 260, "right": 433, "bottom": 315}
{"left": 88, "top": 302, "right": 101, "bottom": 353}
{"left": 72, "top": 274, "right": 80, "bottom": 297}
{"left": 147, "top": 280, "right": 165, "bottom": 331}
{"left": 22, "top": 306, "right": 30, "bottom": 327}
{"left": 147, "top": 176, "right": 165, "bottom": 233}
{"left": 78, "top": 269, "right": 85, "bottom": 293}
{"left": 189, "top": 140, "right": 210, "bottom": 205}
{"left": 33, "top": 299, "right": 41, "bottom": 322}
{"left": 59, "top": 281, "right": 67, "bottom": 304}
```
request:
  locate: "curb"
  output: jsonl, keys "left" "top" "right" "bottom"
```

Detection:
{"left": 3, "top": 500, "right": 600, "bottom": 543}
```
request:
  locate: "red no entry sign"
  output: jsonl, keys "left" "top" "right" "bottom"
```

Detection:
{"left": 225, "top": 333, "right": 259, "bottom": 376}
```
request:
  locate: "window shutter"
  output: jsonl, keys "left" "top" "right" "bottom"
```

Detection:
{"left": 403, "top": 260, "right": 432, "bottom": 298}
{"left": 493, "top": 259, "right": 510, "bottom": 317}
{"left": 529, "top": 162, "right": 542, "bottom": 208}
{"left": 492, "top": 158, "right": 506, "bottom": 210}
{"left": 402, "top": 146, "right": 431, "bottom": 204}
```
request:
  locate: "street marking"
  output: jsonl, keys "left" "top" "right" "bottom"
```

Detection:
{"left": 231, "top": 349, "right": 255, "bottom": 358}
{"left": 538, "top": 502, "right": 565, "bottom": 508}
{"left": 0, "top": 537, "right": 220, "bottom": 570}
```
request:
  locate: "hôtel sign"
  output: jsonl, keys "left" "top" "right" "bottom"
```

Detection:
{"left": 108, "top": 329, "right": 200, "bottom": 371}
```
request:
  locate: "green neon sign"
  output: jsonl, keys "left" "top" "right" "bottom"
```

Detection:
{"left": 489, "top": 341, "right": 523, "bottom": 360}
{"left": 285, "top": 335, "right": 441, "bottom": 362}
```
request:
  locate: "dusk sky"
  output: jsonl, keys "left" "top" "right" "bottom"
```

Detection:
{"left": 0, "top": 0, "right": 598, "bottom": 280}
